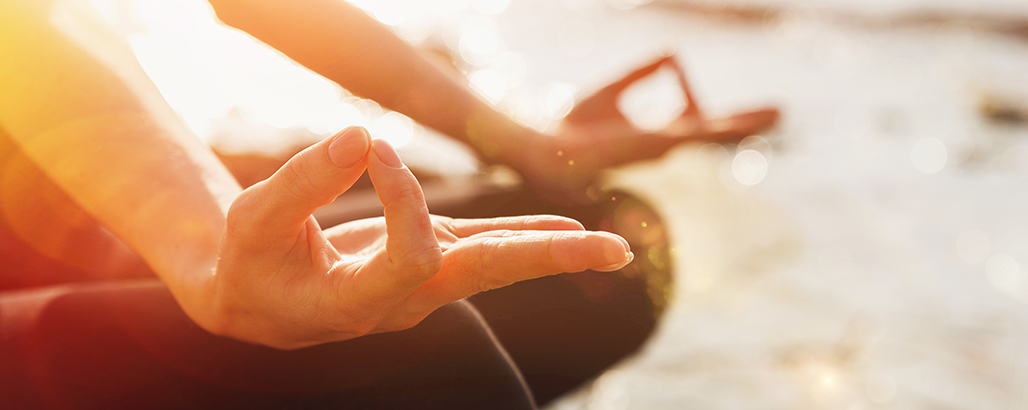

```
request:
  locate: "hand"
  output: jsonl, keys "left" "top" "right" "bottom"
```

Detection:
{"left": 202, "top": 126, "right": 634, "bottom": 349}
{"left": 513, "top": 55, "right": 778, "bottom": 203}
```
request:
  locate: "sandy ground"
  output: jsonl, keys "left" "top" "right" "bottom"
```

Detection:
{"left": 116, "top": 0, "right": 1028, "bottom": 408}
{"left": 522, "top": 3, "right": 1028, "bottom": 410}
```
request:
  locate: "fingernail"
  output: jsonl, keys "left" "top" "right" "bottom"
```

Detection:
{"left": 596, "top": 252, "right": 634, "bottom": 272}
{"left": 372, "top": 139, "right": 404, "bottom": 169}
{"left": 594, "top": 233, "right": 632, "bottom": 271}
{"left": 329, "top": 126, "right": 370, "bottom": 168}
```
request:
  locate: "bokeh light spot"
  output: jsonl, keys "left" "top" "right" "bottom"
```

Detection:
{"left": 732, "top": 150, "right": 768, "bottom": 186}
{"left": 986, "top": 254, "right": 1022, "bottom": 296}
{"left": 911, "top": 138, "right": 947, "bottom": 174}
{"left": 956, "top": 230, "right": 990, "bottom": 264}
{"left": 738, "top": 135, "right": 773, "bottom": 160}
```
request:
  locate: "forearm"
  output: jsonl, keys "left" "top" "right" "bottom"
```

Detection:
{"left": 0, "top": 0, "right": 236, "bottom": 314}
{"left": 208, "top": 0, "right": 543, "bottom": 168}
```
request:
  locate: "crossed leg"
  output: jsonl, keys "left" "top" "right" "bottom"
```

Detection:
{"left": 0, "top": 280, "right": 535, "bottom": 410}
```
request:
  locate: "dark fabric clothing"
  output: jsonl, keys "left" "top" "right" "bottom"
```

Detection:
{"left": 0, "top": 280, "right": 535, "bottom": 410}
{"left": 0, "top": 185, "right": 666, "bottom": 409}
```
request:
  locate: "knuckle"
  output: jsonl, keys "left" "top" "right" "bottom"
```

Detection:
{"left": 549, "top": 232, "right": 575, "bottom": 272}
{"left": 429, "top": 215, "right": 452, "bottom": 225}
{"left": 392, "top": 178, "right": 426, "bottom": 205}
{"left": 397, "top": 246, "right": 443, "bottom": 277}
{"left": 478, "top": 238, "right": 502, "bottom": 268}
{"left": 476, "top": 239, "right": 510, "bottom": 293}
{"left": 431, "top": 215, "right": 455, "bottom": 232}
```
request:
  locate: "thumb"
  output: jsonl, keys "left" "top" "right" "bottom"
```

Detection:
{"left": 243, "top": 126, "right": 370, "bottom": 237}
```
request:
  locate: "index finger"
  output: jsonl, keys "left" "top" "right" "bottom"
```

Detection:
{"left": 343, "top": 140, "right": 442, "bottom": 307}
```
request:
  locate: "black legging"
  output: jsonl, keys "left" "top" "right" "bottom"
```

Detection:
{"left": 0, "top": 189, "right": 664, "bottom": 409}
{"left": 0, "top": 280, "right": 535, "bottom": 410}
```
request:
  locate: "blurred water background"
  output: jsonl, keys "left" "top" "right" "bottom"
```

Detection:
{"left": 91, "top": 0, "right": 1028, "bottom": 408}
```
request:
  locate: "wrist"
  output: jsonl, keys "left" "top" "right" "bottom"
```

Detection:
{"left": 150, "top": 222, "right": 225, "bottom": 336}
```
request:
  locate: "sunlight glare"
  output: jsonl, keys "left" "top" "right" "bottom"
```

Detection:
{"left": 377, "top": 112, "right": 416, "bottom": 148}
{"left": 395, "top": 18, "right": 434, "bottom": 45}
{"left": 617, "top": 66, "right": 685, "bottom": 132}
{"left": 472, "top": 0, "right": 510, "bottom": 15}
{"left": 302, "top": 102, "right": 364, "bottom": 136}
{"left": 459, "top": 16, "right": 502, "bottom": 66}
{"left": 557, "top": 19, "right": 596, "bottom": 59}
{"left": 468, "top": 69, "right": 507, "bottom": 104}
{"left": 491, "top": 51, "right": 527, "bottom": 90}
{"left": 429, "top": 0, "right": 472, "bottom": 17}
{"left": 541, "top": 83, "right": 579, "bottom": 120}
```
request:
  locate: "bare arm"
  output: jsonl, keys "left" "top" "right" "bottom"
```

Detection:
{"left": 205, "top": 0, "right": 774, "bottom": 201}
{"left": 0, "top": 0, "right": 632, "bottom": 348}
{"left": 206, "top": 0, "right": 541, "bottom": 168}
{"left": 0, "top": 0, "right": 235, "bottom": 316}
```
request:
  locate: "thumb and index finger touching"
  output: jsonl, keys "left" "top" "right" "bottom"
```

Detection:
{"left": 240, "top": 124, "right": 441, "bottom": 300}
{"left": 240, "top": 124, "right": 632, "bottom": 307}
{"left": 238, "top": 126, "right": 372, "bottom": 239}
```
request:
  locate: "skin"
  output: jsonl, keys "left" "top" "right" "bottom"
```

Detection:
{"left": 0, "top": 0, "right": 632, "bottom": 349}
{"left": 205, "top": 0, "right": 777, "bottom": 201}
